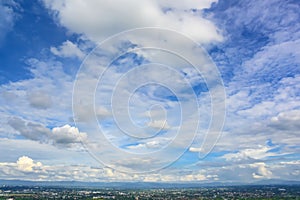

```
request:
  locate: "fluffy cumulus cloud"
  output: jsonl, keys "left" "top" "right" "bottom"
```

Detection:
{"left": 42, "top": 0, "right": 222, "bottom": 43}
{"left": 8, "top": 117, "right": 86, "bottom": 148}
{"left": 17, "top": 156, "right": 42, "bottom": 172}
{"left": 251, "top": 162, "right": 272, "bottom": 179}
{"left": 51, "top": 124, "right": 87, "bottom": 146}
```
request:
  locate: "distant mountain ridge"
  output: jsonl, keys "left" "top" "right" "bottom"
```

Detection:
{"left": 0, "top": 179, "right": 299, "bottom": 189}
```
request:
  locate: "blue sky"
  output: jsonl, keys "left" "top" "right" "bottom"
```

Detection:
{"left": 0, "top": 0, "right": 299, "bottom": 182}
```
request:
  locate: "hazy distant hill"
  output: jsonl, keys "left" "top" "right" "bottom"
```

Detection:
{"left": 0, "top": 179, "right": 299, "bottom": 189}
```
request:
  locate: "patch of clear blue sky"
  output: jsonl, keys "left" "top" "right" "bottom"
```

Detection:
{"left": 171, "top": 150, "right": 232, "bottom": 168}
{"left": 0, "top": 0, "right": 68, "bottom": 84}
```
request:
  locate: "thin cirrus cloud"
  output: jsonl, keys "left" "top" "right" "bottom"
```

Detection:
{"left": 50, "top": 40, "right": 84, "bottom": 59}
{"left": 0, "top": 1, "right": 18, "bottom": 44}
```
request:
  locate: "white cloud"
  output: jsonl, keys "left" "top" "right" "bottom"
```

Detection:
{"left": 217, "top": 72, "right": 300, "bottom": 157}
{"left": 74, "top": 105, "right": 111, "bottom": 122}
{"left": 50, "top": 40, "right": 84, "bottom": 59}
{"left": 0, "top": 153, "right": 299, "bottom": 182}
{"left": 220, "top": 1, "right": 300, "bottom": 157}
{"left": 0, "top": 156, "right": 100, "bottom": 181}
{"left": 0, "top": 138, "right": 96, "bottom": 166}
{"left": 147, "top": 120, "right": 170, "bottom": 130}
{"left": 0, "top": 58, "right": 75, "bottom": 132}
{"left": 8, "top": 117, "right": 50, "bottom": 142}
{"left": 0, "top": 156, "right": 214, "bottom": 182}
{"left": 279, "top": 160, "right": 300, "bottom": 165}
{"left": 237, "top": 101, "right": 275, "bottom": 118}
{"left": 189, "top": 147, "right": 202, "bottom": 153}
{"left": 250, "top": 162, "right": 272, "bottom": 179}
{"left": 158, "top": 0, "right": 218, "bottom": 10}
{"left": 180, "top": 174, "right": 207, "bottom": 181}
{"left": 269, "top": 110, "right": 300, "bottom": 131}
{"left": 70, "top": 40, "right": 223, "bottom": 172}
{"left": 95, "top": 106, "right": 111, "bottom": 119}
{"left": 126, "top": 137, "right": 171, "bottom": 151}
{"left": 51, "top": 124, "right": 87, "bottom": 146}
{"left": 222, "top": 145, "right": 281, "bottom": 162}
{"left": 17, "top": 156, "right": 42, "bottom": 172}
{"left": 8, "top": 117, "right": 87, "bottom": 148}
{"left": 42, "top": 0, "right": 222, "bottom": 43}
{"left": 27, "top": 90, "right": 53, "bottom": 109}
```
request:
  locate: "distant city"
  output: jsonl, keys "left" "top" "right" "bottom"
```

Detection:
{"left": 0, "top": 182, "right": 299, "bottom": 199}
